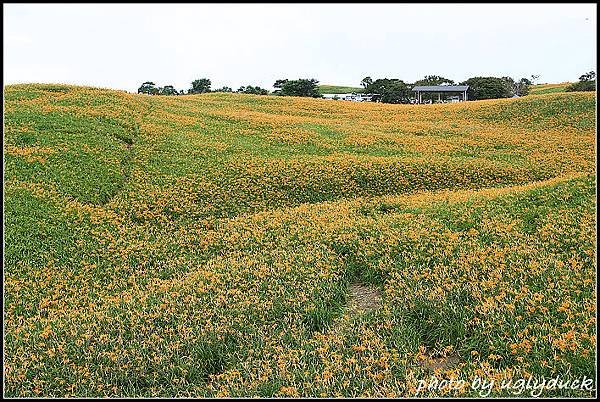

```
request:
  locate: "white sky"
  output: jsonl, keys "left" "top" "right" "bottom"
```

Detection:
{"left": 3, "top": 3, "right": 597, "bottom": 92}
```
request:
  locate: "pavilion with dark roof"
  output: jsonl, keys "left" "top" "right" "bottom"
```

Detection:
{"left": 412, "top": 85, "right": 469, "bottom": 104}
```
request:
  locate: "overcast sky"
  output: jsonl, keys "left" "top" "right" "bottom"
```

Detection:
{"left": 3, "top": 3, "right": 597, "bottom": 92}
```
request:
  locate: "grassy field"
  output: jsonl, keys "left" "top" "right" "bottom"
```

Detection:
{"left": 318, "top": 84, "right": 364, "bottom": 94}
{"left": 3, "top": 84, "right": 597, "bottom": 397}
{"left": 529, "top": 82, "right": 573, "bottom": 95}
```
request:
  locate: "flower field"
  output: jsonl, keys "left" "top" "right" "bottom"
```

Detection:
{"left": 3, "top": 84, "right": 596, "bottom": 397}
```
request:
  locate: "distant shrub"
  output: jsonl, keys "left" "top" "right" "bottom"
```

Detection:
{"left": 214, "top": 86, "right": 234, "bottom": 93}
{"left": 159, "top": 85, "right": 179, "bottom": 96}
{"left": 138, "top": 81, "right": 159, "bottom": 95}
{"left": 237, "top": 85, "right": 269, "bottom": 95}
{"left": 566, "top": 81, "right": 596, "bottom": 92}
{"left": 502, "top": 77, "right": 532, "bottom": 97}
{"left": 189, "top": 78, "right": 212, "bottom": 94}
{"left": 566, "top": 71, "right": 596, "bottom": 92}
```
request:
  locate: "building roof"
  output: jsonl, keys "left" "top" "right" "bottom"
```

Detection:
{"left": 412, "top": 85, "right": 469, "bottom": 92}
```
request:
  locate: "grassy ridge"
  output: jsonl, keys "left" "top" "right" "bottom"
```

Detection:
{"left": 529, "top": 82, "right": 573, "bottom": 95}
{"left": 318, "top": 84, "right": 364, "bottom": 94}
{"left": 3, "top": 85, "right": 596, "bottom": 397}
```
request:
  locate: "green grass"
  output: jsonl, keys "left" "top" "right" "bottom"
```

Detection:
{"left": 318, "top": 84, "right": 364, "bottom": 94}
{"left": 529, "top": 83, "right": 573, "bottom": 95}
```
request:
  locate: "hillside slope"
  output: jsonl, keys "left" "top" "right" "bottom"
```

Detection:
{"left": 529, "top": 82, "right": 573, "bottom": 94}
{"left": 318, "top": 84, "right": 364, "bottom": 94}
{"left": 4, "top": 84, "right": 596, "bottom": 397}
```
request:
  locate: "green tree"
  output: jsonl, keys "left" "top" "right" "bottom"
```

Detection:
{"left": 579, "top": 71, "right": 596, "bottom": 82}
{"left": 137, "top": 81, "right": 158, "bottom": 95}
{"left": 238, "top": 85, "right": 269, "bottom": 95}
{"left": 273, "top": 79, "right": 288, "bottom": 95}
{"left": 514, "top": 78, "right": 532, "bottom": 96}
{"left": 501, "top": 76, "right": 517, "bottom": 96}
{"left": 214, "top": 86, "right": 233, "bottom": 93}
{"left": 501, "top": 77, "right": 531, "bottom": 97}
{"left": 366, "top": 78, "right": 411, "bottom": 103}
{"left": 461, "top": 77, "right": 512, "bottom": 100}
{"left": 274, "top": 79, "right": 321, "bottom": 97}
{"left": 159, "top": 85, "right": 179, "bottom": 96}
{"left": 360, "top": 76, "right": 373, "bottom": 90}
{"left": 189, "top": 78, "right": 211, "bottom": 94}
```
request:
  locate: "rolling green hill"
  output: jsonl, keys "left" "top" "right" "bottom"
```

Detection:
{"left": 4, "top": 84, "right": 596, "bottom": 397}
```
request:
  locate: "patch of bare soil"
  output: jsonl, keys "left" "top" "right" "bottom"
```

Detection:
{"left": 418, "top": 354, "right": 461, "bottom": 371}
{"left": 347, "top": 283, "right": 382, "bottom": 314}
{"left": 327, "top": 283, "right": 383, "bottom": 334}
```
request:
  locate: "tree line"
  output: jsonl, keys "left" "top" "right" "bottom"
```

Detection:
{"left": 357, "top": 74, "right": 536, "bottom": 103}
{"left": 137, "top": 70, "right": 595, "bottom": 102}
{"left": 137, "top": 78, "right": 321, "bottom": 97}
{"left": 357, "top": 70, "right": 595, "bottom": 103}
